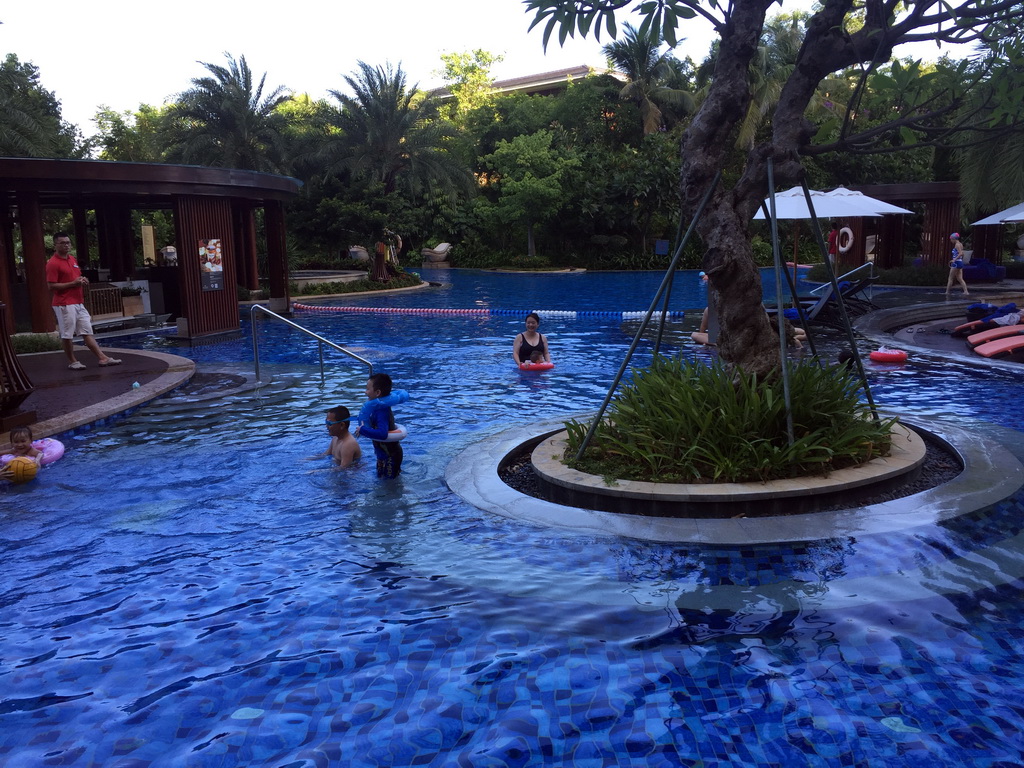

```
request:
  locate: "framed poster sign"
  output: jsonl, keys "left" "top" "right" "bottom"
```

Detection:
{"left": 199, "top": 238, "right": 224, "bottom": 291}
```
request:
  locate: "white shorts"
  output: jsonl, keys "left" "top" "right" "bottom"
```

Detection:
{"left": 53, "top": 304, "right": 94, "bottom": 339}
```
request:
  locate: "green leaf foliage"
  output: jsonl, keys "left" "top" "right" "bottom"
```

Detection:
{"left": 565, "top": 357, "right": 896, "bottom": 483}
{"left": 290, "top": 269, "right": 421, "bottom": 296}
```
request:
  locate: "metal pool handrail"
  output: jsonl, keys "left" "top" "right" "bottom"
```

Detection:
{"left": 250, "top": 304, "right": 373, "bottom": 385}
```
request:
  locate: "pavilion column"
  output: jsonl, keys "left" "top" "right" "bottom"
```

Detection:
{"left": 264, "top": 200, "right": 290, "bottom": 313}
{"left": 232, "top": 203, "right": 260, "bottom": 291}
{"left": 922, "top": 197, "right": 961, "bottom": 265}
{"left": 0, "top": 207, "right": 14, "bottom": 330}
{"left": 72, "top": 206, "right": 91, "bottom": 268}
{"left": 243, "top": 205, "right": 259, "bottom": 291}
{"left": 96, "top": 200, "right": 134, "bottom": 280}
{"left": 875, "top": 215, "right": 904, "bottom": 270}
{"left": 17, "top": 191, "right": 54, "bottom": 333}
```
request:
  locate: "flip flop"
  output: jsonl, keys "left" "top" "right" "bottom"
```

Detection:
{"left": 68, "top": 361, "right": 87, "bottom": 370}
{"left": 99, "top": 358, "right": 122, "bottom": 367}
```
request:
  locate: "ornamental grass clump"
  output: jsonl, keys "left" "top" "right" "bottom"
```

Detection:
{"left": 564, "top": 357, "right": 896, "bottom": 484}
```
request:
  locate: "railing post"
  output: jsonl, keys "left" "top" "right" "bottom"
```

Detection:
{"left": 249, "top": 304, "right": 374, "bottom": 386}
{"left": 252, "top": 309, "right": 262, "bottom": 383}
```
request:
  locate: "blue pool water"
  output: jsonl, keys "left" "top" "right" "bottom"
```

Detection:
{"left": 3, "top": 268, "right": 1024, "bottom": 767}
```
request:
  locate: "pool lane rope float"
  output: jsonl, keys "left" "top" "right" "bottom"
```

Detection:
{"left": 293, "top": 303, "right": 686, "bottom": 320}
{"left": 869, "top": 347, "right": 908, "bottom": 363}
{"left": 1, "top": 437, "right": 65, "bottom": 466}
{"left": 356, "top": 389, "right": 409, "bottom": 442}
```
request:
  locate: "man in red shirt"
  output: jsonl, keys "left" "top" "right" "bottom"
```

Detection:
{"left": 827, "top": 222, "right": 839, "bottom": 264}
{"left": 45, "top": 232, "right": 121, "bottom": 370}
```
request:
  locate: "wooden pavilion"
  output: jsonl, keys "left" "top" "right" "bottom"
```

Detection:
{"left": 0, "top": 158, "right": 301, "bottom": 338}
{"left": 838, "top": 181, "right": 999, "bottom": 268}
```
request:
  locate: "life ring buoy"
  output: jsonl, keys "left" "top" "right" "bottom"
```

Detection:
{"left": 838, "top": 227, "right": 854, "bottom": 254}
{"left": 869, "top": 348, "right": 908, "bottom": 363}
{"left": 519, "top": 362, "right": 555, "bottom": 371}
{"left": 384, "top": 424, "right": 407, "bottom": 442}
{"left": 1, "top": 438, "right": 64, "bottom": 467}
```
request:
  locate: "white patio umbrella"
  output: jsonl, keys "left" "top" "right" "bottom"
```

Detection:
{"left": 824, "top": 187, "right": 914, "bottom": 216}
{"left": 753, "top": 187, "right": 911, "bottom": 290}
{"left": 971, "top": 201, "right": 1024, "bottom": 226}
{"left": 753, "top": 186, "right": 911, "bottom": 219}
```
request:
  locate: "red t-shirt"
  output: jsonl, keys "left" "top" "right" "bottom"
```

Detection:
{"left": 45, "top": 254, "right": 84, "bottom": 306}
{"left": 827, "top": 229, "right": 838, "bottom": 256}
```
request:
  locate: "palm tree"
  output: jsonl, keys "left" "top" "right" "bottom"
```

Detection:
{"left": 602, "top": 24, "right": 694, "bottom": 135}
{"left": 319, "top": 61, "right": 472, "bottom": 197}
{"left": 0, "top": 55, "right": 57, "bottom": 156}
{"left": 164, "top": 53, "right": 292, "bottom": 172}
{"left": 959, "top": 130, "right": 1024, "bottom": 216}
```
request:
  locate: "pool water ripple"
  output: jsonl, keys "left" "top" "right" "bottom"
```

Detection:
{"left": 4, "top": 269, "right": 1024, "bottom": 766}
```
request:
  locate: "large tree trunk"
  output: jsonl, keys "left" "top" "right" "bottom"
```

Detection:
{"left": 677, "top": 0, "right": 906, "bottom": 375}
{"left": 677, "top": 0, "right": 781, "bottom": 375}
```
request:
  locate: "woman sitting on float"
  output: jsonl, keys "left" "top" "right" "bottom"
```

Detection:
{"left": 513, "top": 312, "right": 554, "bottom": 370}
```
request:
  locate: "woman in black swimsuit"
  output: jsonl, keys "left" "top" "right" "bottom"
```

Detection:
{"left": 512, "top": 312, "right": 551, "bottom": 366}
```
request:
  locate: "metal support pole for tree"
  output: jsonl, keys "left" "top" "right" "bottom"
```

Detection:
{"left": 575, "top": 172, "right": 722, "bottom": 462}
{"left": 652, "top": 207, "right": 689, "bottom": 358}
{"left": 797, "top": 179, "right": 879, "bottom": 420}
{"left": 766, "top": 160, "right": 795, "bottom": 445}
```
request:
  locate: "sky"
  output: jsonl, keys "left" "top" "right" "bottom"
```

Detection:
{"left": 3, "top": 0, "right": 969, "bottom": 136}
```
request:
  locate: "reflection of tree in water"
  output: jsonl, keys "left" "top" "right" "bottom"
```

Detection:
{"left": 612, "top": 537, "right": 855, "bottom": 587}
{"left": 606, "top": 536, "right": 856, "bottom": 712}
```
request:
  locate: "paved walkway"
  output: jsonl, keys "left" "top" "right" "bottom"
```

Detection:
{"left": 2, "top": 347, "right": 194, "bottom": 452}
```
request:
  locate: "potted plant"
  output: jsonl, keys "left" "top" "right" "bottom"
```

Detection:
{"left": 119, "top": 281, "right": 146, "bottom": 316}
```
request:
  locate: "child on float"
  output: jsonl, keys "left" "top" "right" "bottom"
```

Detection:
{"left": 0, "top": 427, "right": 42, "bottom": 481}
{"left": 354, "top": 373, "right": 408, "bottom": 479}
{"left": 4, "top": 427, "right": 43, "bottom": 466}
{"left": 322, "top": 405, "right": 361, "bottom": 468}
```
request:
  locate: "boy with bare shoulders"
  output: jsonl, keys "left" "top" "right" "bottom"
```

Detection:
{"left": 323, "top": 406, "right": 361, "bottom": 468}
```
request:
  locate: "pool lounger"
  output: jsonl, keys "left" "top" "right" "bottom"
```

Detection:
{"left": 966, "top": 324, "right": 1024, "bottom": 349}
{"left": 952, "top": 320, "right": 988, "bottom": 338}
{"left": 973, "top": 332, "right": 1024, "bottom": 358}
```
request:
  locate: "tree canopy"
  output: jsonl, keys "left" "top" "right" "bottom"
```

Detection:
{"left": 163, "top": 53, "right": 292, "bottom": 172}
{"left": 526, "top": 0, "right": 1024, "bottom": 373}
{"left": 0, "top": 54, "right": 81, "bottom": 157}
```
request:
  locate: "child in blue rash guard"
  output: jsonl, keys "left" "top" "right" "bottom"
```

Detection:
{"left": 355, "top": 373, "right": 408, "bottom": 479}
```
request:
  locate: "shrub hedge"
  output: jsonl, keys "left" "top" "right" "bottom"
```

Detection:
{"left": 564, "top": 357, "right": 896, "bottom": 483}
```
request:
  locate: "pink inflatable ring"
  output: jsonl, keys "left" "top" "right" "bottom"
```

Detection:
{"left": 869, "top": 348, "right": 908, "bottom": 363}
{"left": 1, "top": 437, "right": 65, "bottom": 466}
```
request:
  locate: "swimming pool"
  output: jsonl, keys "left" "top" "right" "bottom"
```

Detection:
{"left": 3, "top": 268, "right": 1024, "bottom": 767}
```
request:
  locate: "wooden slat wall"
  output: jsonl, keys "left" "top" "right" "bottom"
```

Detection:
{"left": 922, "top": 197, "right": 961, "bottom": 266}
{"left": 173, "top": 195, "right": 240, "bottom": 337}
{"left": 972, "top": 225, "right": 1002, "bottom": 262}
